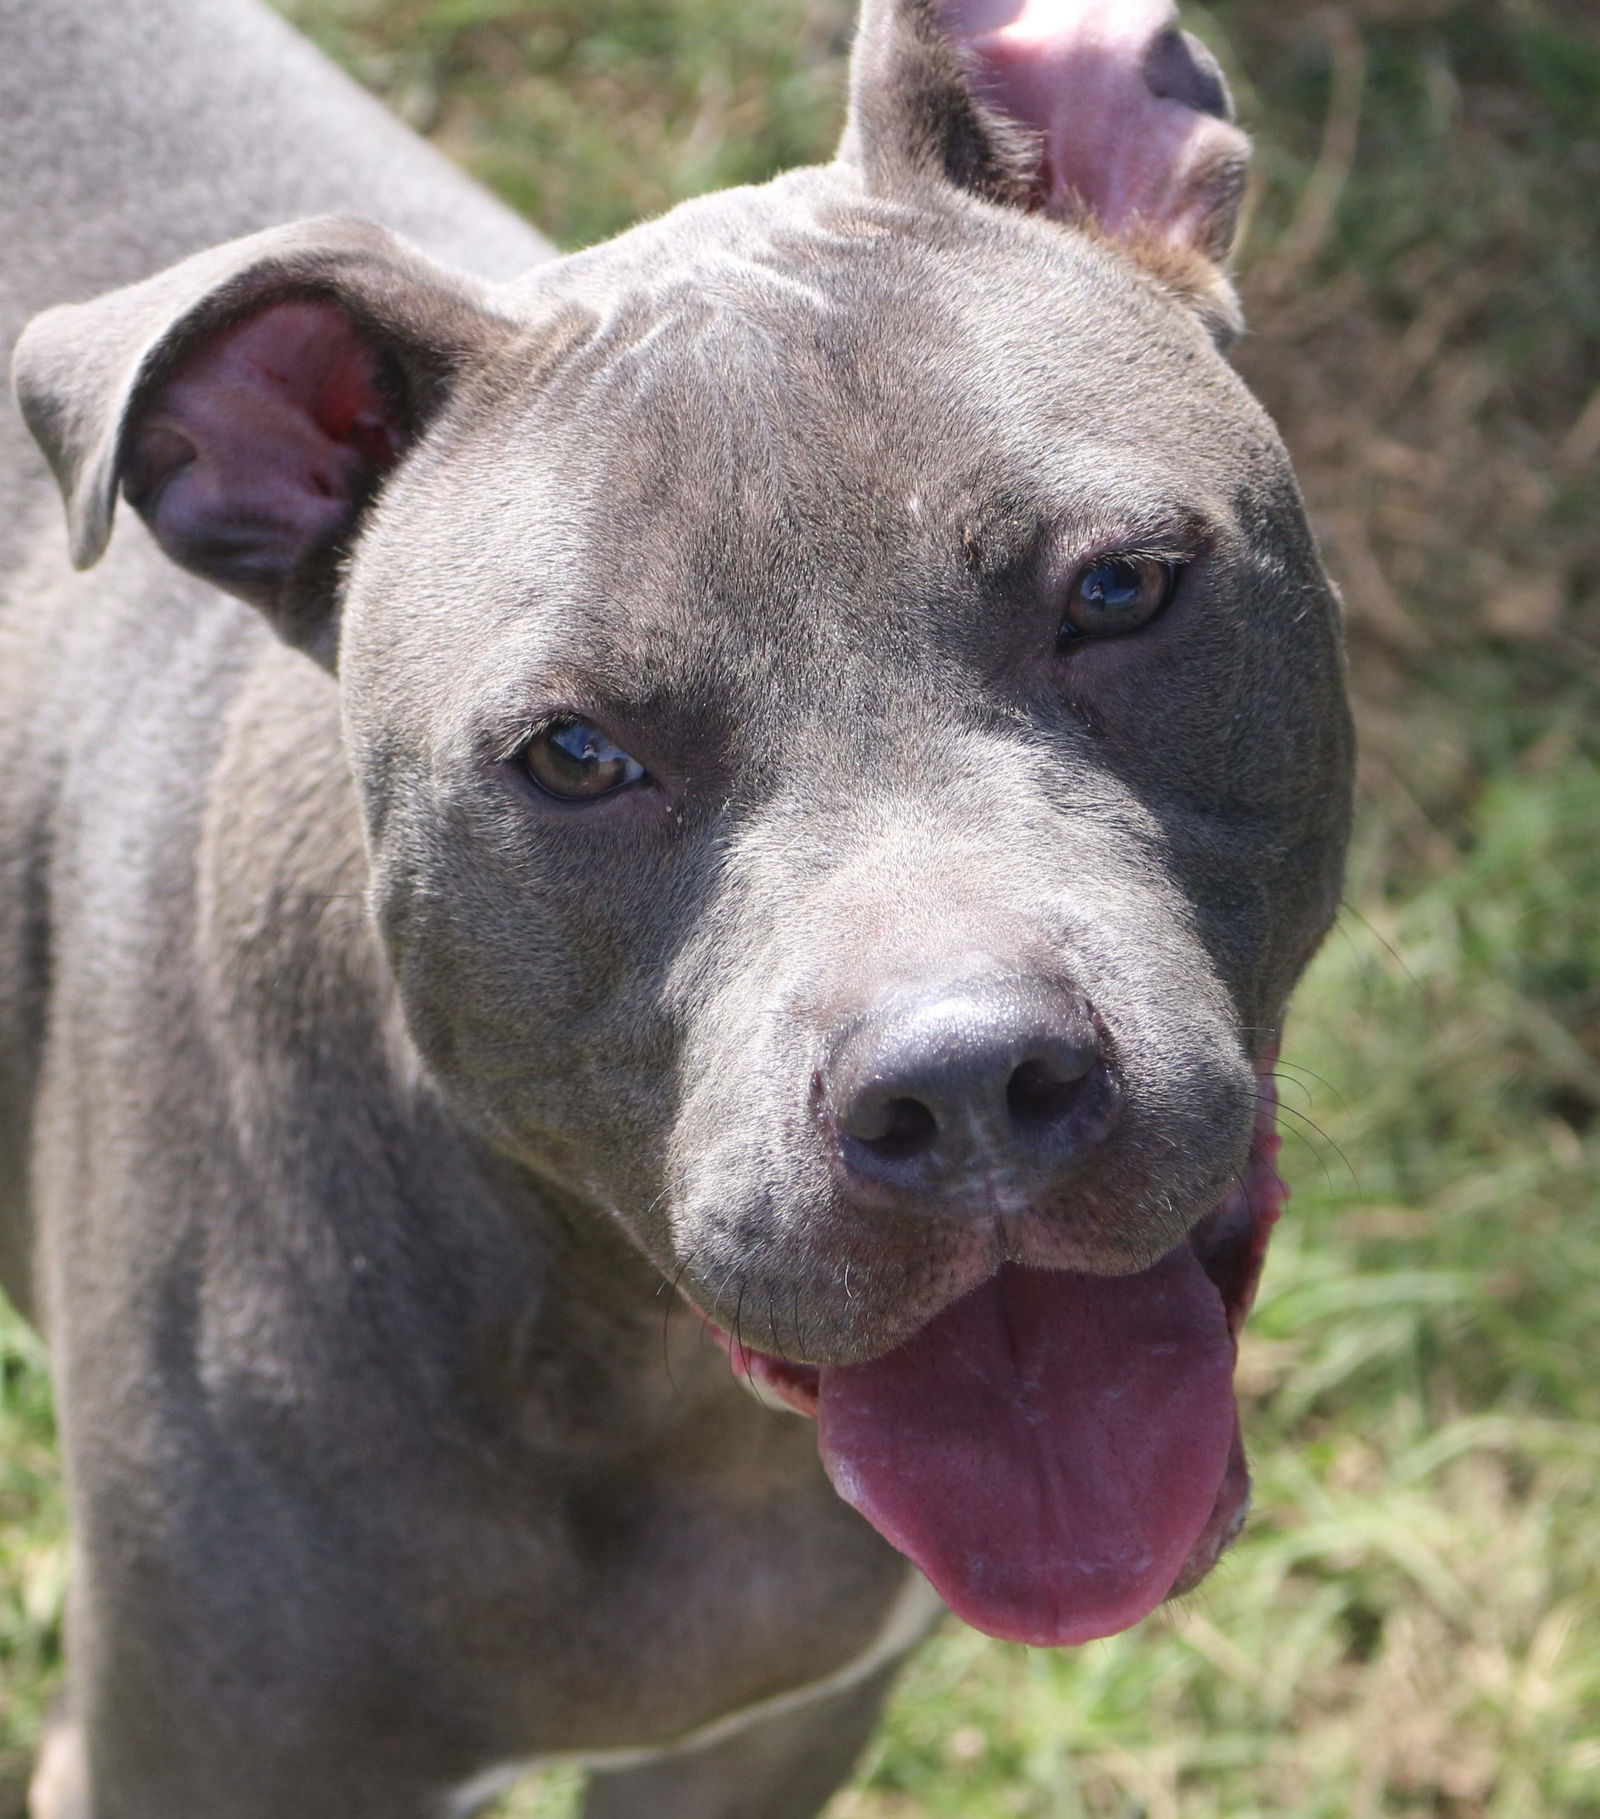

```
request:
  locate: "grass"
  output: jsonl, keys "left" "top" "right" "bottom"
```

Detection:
{"left": 0, "top": 1320, "right": 62, "bottom": 1814}
{"left": 3, "top": 0, "right": 1598, "bottom": 1814}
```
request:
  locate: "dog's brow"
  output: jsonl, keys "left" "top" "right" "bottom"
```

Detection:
{"left": 962, "top": 499, "right": 1211, "bottom": 574}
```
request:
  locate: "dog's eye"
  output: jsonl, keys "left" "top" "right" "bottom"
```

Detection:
{"left": 521, "top": 719, "right": 646, "bottom": 802}
{"left": 1058, "top": 556, "right": 1180, "bottom": 644}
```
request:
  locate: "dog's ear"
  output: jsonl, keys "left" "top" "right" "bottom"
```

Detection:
{"left": 841, "top": 0, "right": 1251, "bottom": 332}
{"left": 13, "top": 217, "right": 515, "bottom": 664}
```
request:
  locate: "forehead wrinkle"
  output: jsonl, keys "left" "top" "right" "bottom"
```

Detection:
{"left": 587, "top": 305, "right": 987, "bottom": 577}
{"left": 557, "top": 308, "right": 879, "bottom": 651}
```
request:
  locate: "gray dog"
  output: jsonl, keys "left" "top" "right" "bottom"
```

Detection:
{"left": 0, "top": 0, "right": 1353, "bottom": 1812}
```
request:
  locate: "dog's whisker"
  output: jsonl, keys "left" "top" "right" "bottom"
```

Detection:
{"left": 661, "top": 1256, "right": 693, "bottom": 1399}
{"left": 1257, "top": 1093, "right": 1360, "bottom": 1192}
{"left": 1268, "top": 1068, "right": 1315, "bottom": 1109}
{"left": 1337, "top": 899, "right": 1422, "bottom": 992}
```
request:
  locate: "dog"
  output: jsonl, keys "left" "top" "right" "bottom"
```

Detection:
{"left": 0, "top": 0, "right": 1353, "bottom": 1812}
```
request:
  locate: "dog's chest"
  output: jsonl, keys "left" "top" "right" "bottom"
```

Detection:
{"left": 442, "top": 1411, "right": 920, "bottom": 1748}
{"left": 295, "top": 1327, "right": 930, "bottom": 1771}
{"left": 448, "top": 1560, "right": 941, "bottom": 1811}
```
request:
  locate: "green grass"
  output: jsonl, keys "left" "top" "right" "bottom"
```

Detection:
{"left": 4, "top": 0, "right": 1598, "bottom": 1814}
{"left": 0, "top": 1318, "right": 63, "bottom": 1813}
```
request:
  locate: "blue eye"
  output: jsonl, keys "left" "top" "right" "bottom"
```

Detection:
{"left": 1058, "top": 556, "right": 1181, "bottom": 643}
{"left": 520, "top": 719, "right": 646, "bottom": 802}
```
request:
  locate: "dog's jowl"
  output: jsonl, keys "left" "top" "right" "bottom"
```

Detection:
{"left": 0, "top": 0, "right": 1353, "bottom": 1813}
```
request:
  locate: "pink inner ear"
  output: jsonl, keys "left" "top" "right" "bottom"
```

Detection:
{"left": 936, "top": 0, "right": 1240, "bottom": 250}
{"left": 124, "top": 300, "right": 404, "bottom": 599}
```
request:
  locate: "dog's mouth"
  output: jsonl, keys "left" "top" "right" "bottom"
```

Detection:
{"left": 698, "top": 1085, "right": 1284, "bottom": 1647}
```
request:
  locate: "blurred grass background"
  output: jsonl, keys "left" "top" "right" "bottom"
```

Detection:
{"left": 3, "top": 0, "right": 1598, "bottom": 1813}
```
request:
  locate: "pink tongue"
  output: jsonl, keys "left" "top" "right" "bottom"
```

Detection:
{"left": 816, "top": 1247, "right": 1236, "bottom": 1645}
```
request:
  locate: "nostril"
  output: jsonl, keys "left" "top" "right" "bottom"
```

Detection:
{"left": 850, "top": 1095, "right": 939, "bottom": 1162}
{"left": 1006, "top": 1058, "right": 1078, "bottom": 1130}
{"left": 1005, "top": 1045, "right": 1097, "bottom": 1134}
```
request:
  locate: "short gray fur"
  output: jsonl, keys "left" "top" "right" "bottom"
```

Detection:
{"left": 0, "top": 0, "right": 1353, "bottom": 1814}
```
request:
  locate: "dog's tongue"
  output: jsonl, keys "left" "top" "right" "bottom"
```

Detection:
{"left": 816, "top": 1247, "right": 1236, "bottom": 1645}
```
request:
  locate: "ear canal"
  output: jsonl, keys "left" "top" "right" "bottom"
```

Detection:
{"left": 842, "top": 0, "right": 1252, "bottom": 319}
{"left": 12, "top": 216, "right": 515, "bottom": 663}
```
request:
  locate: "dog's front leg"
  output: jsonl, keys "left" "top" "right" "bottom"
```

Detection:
{"left": 579, "top": 1665, "right": 901, "bottom": 1819}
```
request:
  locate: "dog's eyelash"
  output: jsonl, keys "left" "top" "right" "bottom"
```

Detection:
{"left": 1088, "top": 544, "right": 1193, "bottom": 569}
{"left": 492, "top": 721, "right": 543, "bottom": 765}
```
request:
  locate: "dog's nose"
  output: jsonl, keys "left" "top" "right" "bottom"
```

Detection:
{"left": 824, "top": 976, "right": 1118, "bottom": 1209}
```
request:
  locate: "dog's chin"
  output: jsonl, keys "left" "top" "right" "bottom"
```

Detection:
{"left": 692, "top": 1090, "right": 1285, "bottom": 1649}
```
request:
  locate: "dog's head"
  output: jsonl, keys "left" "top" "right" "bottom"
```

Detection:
{"left": 14, "top": 0, "right": 1352, "bottom": 1646}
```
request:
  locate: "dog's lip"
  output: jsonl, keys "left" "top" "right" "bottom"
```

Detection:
{"left": 698, "top": 1116, "right": 1285, "bottom": 1420}
{"left": 705, "top": 1328, "right": 825, "bottom": 1419}
{"left": 692, "top": 1085, "right": 1287, "bottom": 1618}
